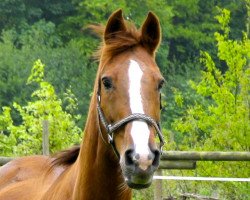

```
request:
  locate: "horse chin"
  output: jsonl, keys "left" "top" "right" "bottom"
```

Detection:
{"left": 123, "top": 172, "right": 153, "bottom": 189}
{"left": 126, "top": 181, "right": 152, "bottom": 189}
{"left": 125, "top": 176, "right": 153, "bottom": 189}
{"left": 120, "top": 160, "right": 156, "bottom": 189}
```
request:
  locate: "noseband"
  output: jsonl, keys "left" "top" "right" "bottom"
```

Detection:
{"left": 96, "top": 92, "right": 165, "bottom": 158}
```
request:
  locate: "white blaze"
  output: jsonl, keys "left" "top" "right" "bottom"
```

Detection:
{"left": 128, "top": 60, "right": 150, "bottom": 156}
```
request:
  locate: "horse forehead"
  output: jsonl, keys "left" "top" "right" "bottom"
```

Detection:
{"left": 111, "top": 58, "right": 158, "bottom": 79}
{"left": 126, "top": 60, "right": 161, "bottom": 85}
{"left": 102, "top": 54, "right": 160, "bottom": 88}
{"left": 107, "top": 48, "right": 158, "bottom": 71}
{"left": 127, "top": 60, "right": 144, "bottom": 78}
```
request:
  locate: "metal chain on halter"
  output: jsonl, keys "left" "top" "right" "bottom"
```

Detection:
{"left": 96, "top": 92, "right": 165, "bottom": 157}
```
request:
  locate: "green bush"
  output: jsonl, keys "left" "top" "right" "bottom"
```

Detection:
{"left": 169, "top": 8, "right": 250, "bottom": 199}
{"left": 0, "top": 21, "right": 97, "bottom": 126}
{"left": 0, "top": 60, "right": 81, "bottom": 156}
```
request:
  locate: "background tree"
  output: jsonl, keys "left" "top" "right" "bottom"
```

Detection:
{"left": 0, "top": 60, "right": 81, "bottom": 156}
{"left": 171, "top": 8, "right": 250, "bottom": 199}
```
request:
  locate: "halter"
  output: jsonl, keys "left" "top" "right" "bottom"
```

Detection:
{"left": 96, "top": 92, "right": 165, "bottom": 158}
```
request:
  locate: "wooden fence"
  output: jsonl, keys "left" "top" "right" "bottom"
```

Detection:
{"left": 1, "top": 151, "right": 249, "bottom": 167}
{"left": 0, "top": 151, "right": 249, "bottom": 200}
{"left": 154, "top": 151, "right": 250, "bottom": 200}
{"left": 0, "top": 120, "right": 50, "bottom": 165}
{"left": 161, "top": 151, "right": 250, "bottom": 161}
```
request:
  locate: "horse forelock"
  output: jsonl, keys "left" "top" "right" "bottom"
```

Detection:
{"left": 88, "top": 21, "right": 141, "bottom": 64}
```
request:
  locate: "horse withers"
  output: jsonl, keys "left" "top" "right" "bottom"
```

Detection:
{"left": 0, "top": 9, "right": 165, "bottom": 200}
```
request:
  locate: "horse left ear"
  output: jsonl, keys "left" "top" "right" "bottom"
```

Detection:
{"left": 140, "top": 12, "right": 161, "bottom": 55}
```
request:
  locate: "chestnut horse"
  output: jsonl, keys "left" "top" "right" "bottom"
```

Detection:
{"left": 0, "top": 9, "right": 165, "bottom": 200}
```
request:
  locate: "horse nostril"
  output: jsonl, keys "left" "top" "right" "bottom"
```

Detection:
{"left": 124, "top": 148, "right": 160, "bottom": 169}
{"left": 125, "top": 149, "right": 135, "bottom": 166}
{"left": 152, "top": 149, "right": 160, "bottom": 167}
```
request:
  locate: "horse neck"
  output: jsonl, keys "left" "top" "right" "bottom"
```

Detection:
{"left": 73, "top": 94, "right": 132, "bottom": 200}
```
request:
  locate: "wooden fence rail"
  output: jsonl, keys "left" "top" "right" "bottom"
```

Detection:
{"left": 1, "top": 151, "right": 250, "bottom": 167}
{"left": 0, "top": 157, "right": 13, "bottom": 166}
{"left": 161, "top": 151, "right": 250, "bottom": 161}
{"left": 0, "top": 158, "right": 198, "bottom": 169}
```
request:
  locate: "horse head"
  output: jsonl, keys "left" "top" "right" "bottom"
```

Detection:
{"left": 96, "top": 9, "right": 164, "bottom": 189}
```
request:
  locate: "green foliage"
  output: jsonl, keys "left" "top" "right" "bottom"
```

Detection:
{"left": 0, "top": 60, "right": 81, "bottom": 156}
{"left": 171, "top": 8, "right": 250, "bottom": 199}
{"left": 19, "top": 20, "right": 62, "bottom": 48}
{"left": 174, "top": 8, "right": 250, "bottom": 151}
{"left": 0, "top": 23, "right": 97, "bottom": 125}
{"left": 0, "top": 0, "right": 78, "bottom": 33}
{"left": 166, "top": 0, "right": 248, "bottom": 66}
{"left": 0, "top": 0, "right": 248, "bottom": 130}
{"left": 133, "top": 188, "right": 153, "bottom": 200}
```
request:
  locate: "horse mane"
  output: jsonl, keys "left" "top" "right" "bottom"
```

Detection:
{"left": 51, "top": 145, "right": 80, "bottom": 167}
{"left": 88, "top": 21, "right": 141, "bottom": 64}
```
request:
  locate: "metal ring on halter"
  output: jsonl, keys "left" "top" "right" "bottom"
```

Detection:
{"left": 96, "top": 92, "right": 165, "bottom": 158}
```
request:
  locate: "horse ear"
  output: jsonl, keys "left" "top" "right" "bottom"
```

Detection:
{"left": 140, "top": 12, "right": 161, "bottom": 55}
{"left": 104, "top": 9, "right": 126, "bottom": 44}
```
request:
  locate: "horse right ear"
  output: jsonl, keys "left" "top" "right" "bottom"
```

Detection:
{"left": 104, "top": 9, "right": 126, "bottom": 44}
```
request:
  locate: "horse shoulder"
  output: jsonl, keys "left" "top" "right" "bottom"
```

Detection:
{"left": 41, "top": 163, "right": 77, "bottom": 200}
{"left": 0, "top": 155, "right": 51, "bottom": 190}
{"left": 0, "top": 155, "right": 68, "bottom": 200}
{"left": 0, "top": 178, "right": 43, "bottom": 200}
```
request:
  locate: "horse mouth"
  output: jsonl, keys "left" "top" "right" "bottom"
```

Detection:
{"left": 124, "top": 173, "right": 153, "bottom": 189}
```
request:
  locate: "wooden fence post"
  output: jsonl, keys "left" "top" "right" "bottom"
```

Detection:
{"left": 42, "top": 120, "right": 49, "bottom": 156}
{"left": 154, "top": 169, "right": 163, "bottom": 200}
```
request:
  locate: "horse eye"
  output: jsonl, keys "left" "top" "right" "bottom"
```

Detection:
{"left": 102, "top": 77, "right": 113, "bottom": 90}
{"left": 158, "top": 79, "right": 165, "bottom": 90}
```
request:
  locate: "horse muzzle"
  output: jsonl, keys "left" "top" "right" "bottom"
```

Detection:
{"left": 121, "top": 148, "right": 160, "bottom": 189}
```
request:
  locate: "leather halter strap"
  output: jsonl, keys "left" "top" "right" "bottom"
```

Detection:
{"left": 96, "top": 93, "right": 165, "bottom": 158}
